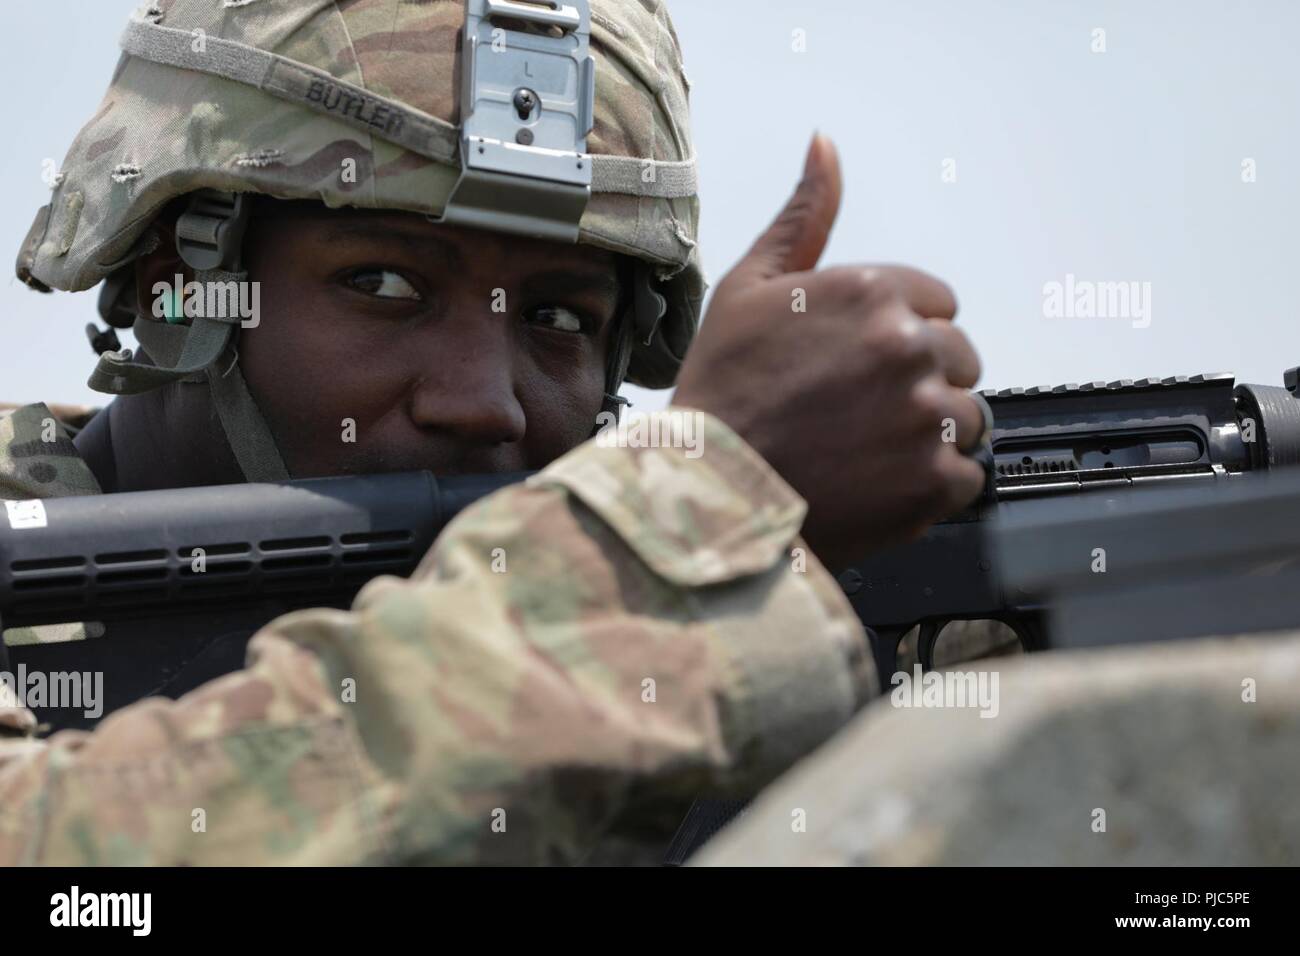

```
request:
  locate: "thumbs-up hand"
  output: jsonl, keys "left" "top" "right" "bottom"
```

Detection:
{"left": 674, "top": 134, "right": 986, "bottom": 569}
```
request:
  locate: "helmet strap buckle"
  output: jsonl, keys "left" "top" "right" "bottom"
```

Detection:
{"left": 175, "top": 189, "right": 252, "bottom": 274}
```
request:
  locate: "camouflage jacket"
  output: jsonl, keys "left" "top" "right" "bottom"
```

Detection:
{"left": 0, "top": 404, "right": 874, "bottom": 864}
{"left": 0, "top": 404, "right": 104, "bottom": 648}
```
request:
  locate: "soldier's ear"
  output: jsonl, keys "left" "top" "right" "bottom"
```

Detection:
{"left": 133, "top": 203, "right": 189, "bottom": 320}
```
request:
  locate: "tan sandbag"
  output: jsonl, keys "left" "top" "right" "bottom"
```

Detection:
{"left": 694, "top": 631, "right": 1300, "bottom": 865}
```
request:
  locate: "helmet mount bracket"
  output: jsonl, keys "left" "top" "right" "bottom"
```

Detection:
{"left": 435, "top": 0, "right": 596, "bottom": 244}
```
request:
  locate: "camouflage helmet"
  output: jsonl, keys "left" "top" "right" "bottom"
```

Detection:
{"left": 15, "top": 0, "right": 702, "bottom": 481}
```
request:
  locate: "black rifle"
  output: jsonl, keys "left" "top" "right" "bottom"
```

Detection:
{"left": 838, "top": 367, "right": 1300, "bottom": 678}
{"left": 3, "top": 370, "right": 1299, "bottom": 735}
{"left": 0, "top": 472, "right": 525, "bottom": 728}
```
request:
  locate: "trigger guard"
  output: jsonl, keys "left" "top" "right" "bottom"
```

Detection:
{"left": 917, "top": 621, "right": 943, "bottom": 670}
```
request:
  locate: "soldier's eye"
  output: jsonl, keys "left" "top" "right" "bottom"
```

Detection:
{"left": 345, "top": 268, "right": 422, "bottom": 301}
{"left": 525, "top": 305, "right": 586, "bottom": 334}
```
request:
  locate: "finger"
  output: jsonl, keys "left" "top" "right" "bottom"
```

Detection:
{"left": 922, "top": 319, "right": 982, "bottom": 388}
{"left": 884, "top": 266, "right": 958, "bottom": 321}
{"left": 935, "top": 386, "right": 988, "bottom": 452}
{"left": 817, "top": 264, "right": 958, "bottom": 321}
{"left": 726, "top": 133, "right": 843, "bottom": 286}
{"left": 937, "top": 450, "right": 988, "bottom": 515}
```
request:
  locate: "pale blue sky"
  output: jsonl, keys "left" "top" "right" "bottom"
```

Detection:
{"left": 4, "top": 0, "right": 1297, "bottom": 411}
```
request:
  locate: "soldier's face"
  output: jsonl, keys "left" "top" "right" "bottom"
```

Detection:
{"left": 230, "top": 201, "right": 622, "bottom": 477}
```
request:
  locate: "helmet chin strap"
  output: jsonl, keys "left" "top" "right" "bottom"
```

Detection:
{"left": 175, "top": 192, "right": 292, "bottom": 483}
{"left": 89, "top": 189, "right": 291, "bottom": 483}
{"left": 594, "top": 392, "right": 630, "bottom": 437}
{"left": 591, "top": 257, "right": 651, "bottom": 434}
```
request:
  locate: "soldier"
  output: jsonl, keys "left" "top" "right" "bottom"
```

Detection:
{"left": 0, "top": 0, "right": 985, "bottom": 864}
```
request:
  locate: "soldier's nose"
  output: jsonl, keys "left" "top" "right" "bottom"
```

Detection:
{"left": 406, "top": 345, "right": 527, "bottom": 447}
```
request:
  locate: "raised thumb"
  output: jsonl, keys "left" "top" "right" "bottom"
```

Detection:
{"left": 730, "top": 133, "right": 843, "bottom": 284}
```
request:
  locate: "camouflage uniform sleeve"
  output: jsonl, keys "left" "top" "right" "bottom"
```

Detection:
{"left": 0, "top": 410, "right": 874, "bottom": 865}
{"left": 0, "top": 403, "right": 105, "bottom": 649}
{"left": 0, "top": 403, "right": 102, "bottom": 499}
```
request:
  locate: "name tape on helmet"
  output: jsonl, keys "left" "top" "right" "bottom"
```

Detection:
{"left": 117, "top": 5, "right": 697, "bottom": 208}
